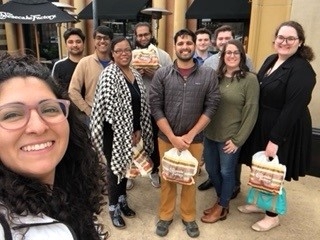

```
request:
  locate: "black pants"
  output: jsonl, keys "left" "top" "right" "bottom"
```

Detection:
{"left": 266, "top": 211, "right": 278, "bottom": 217}
{"left": 235, "top": 163, "right": 242, "bottom": 187}
{"left": 151, "top": 116, "right": 160, "bottom": 174}
{"left": 103, "top": 123, "right": 127, "bottom": 206}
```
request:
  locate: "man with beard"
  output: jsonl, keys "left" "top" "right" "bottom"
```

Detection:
{"left": 127, "top": 22, "right": 172, "bottom": 190}
{"left": 68, "top": 26, "right": 113, "bottom": 123}
{"left": 133, "top": 22, "right": 172, "bottom": 86}
{"left": 52, "top": 28, "right": 85, "bottom": 91}
{"left": 149, "top": 29, "right": 220, "bottom": 238}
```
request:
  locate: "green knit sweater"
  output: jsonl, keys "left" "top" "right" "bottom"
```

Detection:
{"left": 204, "top": 72, "right": 259, "bottom": 147}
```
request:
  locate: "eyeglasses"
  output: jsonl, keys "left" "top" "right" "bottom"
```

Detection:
{"left": 0, "top": 99, "right": 70, "bottom": 130}
{"left": 113, "top": 48, "right": 132, "bottom": 55}
{"left": 275, "top": 35, "right": 299, "bottom": 45}
{"left": 225, "top": 50, "right": 240, "bottom": 56}
{"left": 136, "top": 33, "right": 151, "bottom": 39}
{"left": 95, "top": 35, "right": 110, "bottom": 41}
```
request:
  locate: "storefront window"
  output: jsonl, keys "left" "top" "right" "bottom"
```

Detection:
{"left": 99, "top": 0, "right": 151, "bottom": 42}
{"left": 39, "top": 24, "right": 59, "bottom": 60}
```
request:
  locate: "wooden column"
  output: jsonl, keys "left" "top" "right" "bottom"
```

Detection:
{"left": 4, "top": 23, "right": 19, "bottom": 54}
{"left": 186, "top": 0, "right": 197, "bottom": 31}
{"left": 165, "top": 0, "right": 175, "bottom": 58}
{"left": 75, "top": 0, "right": 92, "bottom": 55}
{"left": 247, "top": 0, "right": 292, "bottom": 69}
{"left": 152, "top": 0, "right": 167, "bottom": 50}
{"left": 2, "top": 0, "right": 19, "bottom": 54}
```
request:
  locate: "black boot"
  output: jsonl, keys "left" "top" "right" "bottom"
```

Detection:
{"left": 198, "top": 179, "right": 214, "bottom": 191}
{"left": 120, "top": 201, "right": 136, "bottom": 218}
{"left": 119, "top": 195, "right": 136, "bottom": 218}
{"left": 109, "top": 207, "right": 126, "bottom": 229}
{"left": 231, "top": 186, "right": 241, "bottom": 199}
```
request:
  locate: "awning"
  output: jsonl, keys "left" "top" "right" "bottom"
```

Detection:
{"left": 0, "top": 0, "right": 76, "bottom": 24}
{"left": 78, "top": 0, "right": 149, "bottom": 20}
{"left": 185, "top": 0, "right": 251, "bottom": 20}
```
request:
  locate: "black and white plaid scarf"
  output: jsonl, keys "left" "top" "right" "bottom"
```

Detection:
{"left": 90, "top": 63, "right": 153, "bottom": 182}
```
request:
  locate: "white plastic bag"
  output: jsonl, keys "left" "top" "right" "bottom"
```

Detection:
{"left": 248, "top": 151, "right": 286, "bottom": 194}
{"left": 161, "top": 148, "right": 198, "bottom": 185}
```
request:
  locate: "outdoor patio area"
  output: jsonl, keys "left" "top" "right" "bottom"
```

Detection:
{"left": 98, "top": 166, "right": 320, "bottom": 239}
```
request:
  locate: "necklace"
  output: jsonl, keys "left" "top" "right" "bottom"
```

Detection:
{"left": 123, "top": 71, "right": 140, "bottom": 96}
{"left": 120, "top": 67, "right": 134, "bottom": 83}
{"left": 118, "top": 66, "right": 140, "bottom": 96}
{"left": 225, "top": 82, "right": 232, "bottom": 88}
{"left": 131, "top": 81, "right": 141, "bottom": 97}
{"left": 224, "top": 77, "right": 232, "bottom": 88}
{"left": 124, "top": 72, "right": 140, "bottom": 96}
{"left": 265, "top": 66, "right": 274, "bottom": 76}
{"left": 266, "top": 59, "right": 285, "bottom": 76}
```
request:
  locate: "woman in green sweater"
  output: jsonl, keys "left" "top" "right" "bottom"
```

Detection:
{"left": 201, "top": 39, "right": 259, "bottom": 223}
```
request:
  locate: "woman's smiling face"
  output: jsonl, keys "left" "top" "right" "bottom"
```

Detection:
{"left": 224, "top": 43, "right": 241, "bottom": 70}
{"left": 274, "top": 25, "right": 301, "bottom": 59}
{"left": 0, "top": 77, "right": 69, "bottom": 184}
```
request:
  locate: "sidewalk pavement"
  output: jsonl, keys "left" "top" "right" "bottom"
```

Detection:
{"left": 99, "top": 166, "right": 320, "bottom": 240}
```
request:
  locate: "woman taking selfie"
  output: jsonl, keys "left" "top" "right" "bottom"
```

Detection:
{"left": 0, "top": 53, "right": 108, "bottom": 239}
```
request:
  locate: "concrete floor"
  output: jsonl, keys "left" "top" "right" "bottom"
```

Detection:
{"left": 99, "top": 166, "right": 320, "bottom": 240}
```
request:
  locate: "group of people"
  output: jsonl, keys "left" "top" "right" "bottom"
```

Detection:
{"left": 0, "top": 19, "right": 316, "bottom": 240}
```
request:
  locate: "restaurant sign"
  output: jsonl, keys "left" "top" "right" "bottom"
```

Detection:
{"left": 0, "top": 12, "right": 56, "bottom": 21}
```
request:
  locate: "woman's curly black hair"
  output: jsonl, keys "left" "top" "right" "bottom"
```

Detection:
{"left": 0, "top": 53, "right": 108, "bottom": 239}
{"left": 216, "top": 39, "right": 250, "bottom": 82}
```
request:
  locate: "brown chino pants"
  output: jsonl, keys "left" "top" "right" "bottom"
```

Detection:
{"left": 158, "top": 138, "right": 203, "bottom": 222}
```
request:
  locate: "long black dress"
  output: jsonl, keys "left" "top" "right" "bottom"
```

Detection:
{"left": 239, "top": 53, "right": 316, "bottom": 181}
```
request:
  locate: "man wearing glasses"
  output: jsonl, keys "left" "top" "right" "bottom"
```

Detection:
{"left": 68, "top": 26, "right": 113, "bottom": 124}
{"left": 127, "top": 22, "right": 172, "bottom": 190}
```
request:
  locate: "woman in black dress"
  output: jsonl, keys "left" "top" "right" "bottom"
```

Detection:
{"left": 238, "top": 21, "right": 316, "bottom": 231}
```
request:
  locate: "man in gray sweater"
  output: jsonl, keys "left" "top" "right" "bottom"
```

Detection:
{"left": 150, "top": 28, "right": 220, "bottom": 238}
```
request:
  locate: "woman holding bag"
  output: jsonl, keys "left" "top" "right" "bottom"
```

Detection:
{"left": 90, "top": 36, "right": 153, "bottom": 229}
{"left": 238, "top": 21, "right": 316, "bottom": 231}
{"left": 201, "top": 39, "right": 259, "bottom": 223}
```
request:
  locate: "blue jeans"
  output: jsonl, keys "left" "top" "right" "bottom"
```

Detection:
{"left": 203, "top": 137, "right": 240, "bottom": 208}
